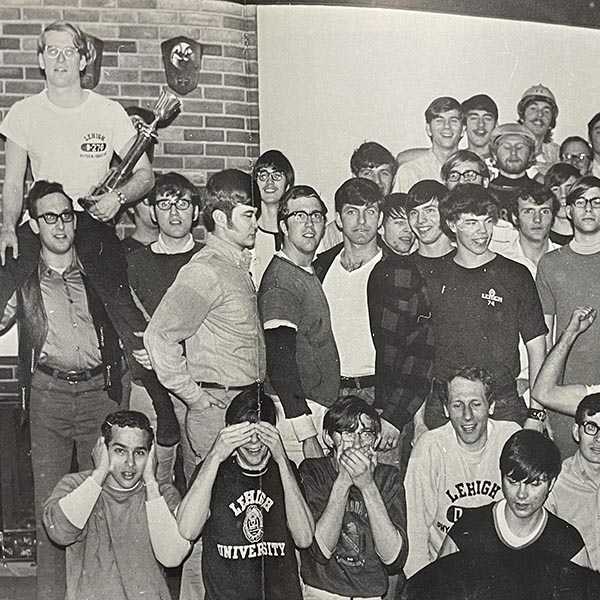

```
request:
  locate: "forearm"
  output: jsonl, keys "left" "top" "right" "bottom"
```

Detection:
{"left": 361, "top": 482, "right": 403, "bottom": 564}
{"left": 532, "top": 329, "right": 585, "bottom": 415}
{"left": 526, "top": 335, "right": 546, "bottom": 410}
{"left": 314, "top": 478, "right": 350, "bottom": 558}
{"left": 145, "top": 486, "right": 191, "bottom": 567}
{"left": 278, "top": 458, "right": 314, "bottom": 548}
{"left": 404, "top": 465, "right": 435, "bottom": 577}
{"left": 57, "top": 476, "right": 103, "bottom": 529}
{"left": 177, "top": 455, "right": 220, "bottom": 540}
{"left": 2, "top": 139, "right": 27, "bottom": 230}
{"left": 1, "top": 180, "right": 24, "bottom": 231}
{"left": 117, "top": 157, "right": 154, "bottom": 204}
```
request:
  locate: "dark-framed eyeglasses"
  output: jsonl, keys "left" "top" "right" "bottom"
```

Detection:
{"left": 37, "top": 211, "right": 75, "bottom": 225}
{"left": 582, "top": 421, "right": 600, "bottom": 436}
{"left": 285, "top": 210, "right": 325, "bottom": 224}
{"left": 446, "top": 170, "right": 482, "bottom": 183}
{"left": 256, "top": 169, "right": 284, "bottom": 182}
{"left": 155, "top": 198, "right": 192, "bottom": 211}
{"left": 572, "top": 197, "right": 600, "bottom": 210}
{"left": 44, "top": 46, "right": 79, "bottom": 60}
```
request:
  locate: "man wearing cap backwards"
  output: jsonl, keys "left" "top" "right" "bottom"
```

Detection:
{"left": 488, "top": 123, "right": 538, "bottom": 216}
{"left": 461, "top": 94, "right": 499, "bottom": 176}
{"left": 517, "top": 84, "right": 560, "bottom": 179}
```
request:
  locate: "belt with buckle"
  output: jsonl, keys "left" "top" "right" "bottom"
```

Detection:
{"left": 37, "top": 363, "right": 104, "bottom": 384}
{"left": 200, "top": 382, "right": 256, "bottom": 391}
{"left": 340, "top": 375, "right": 376, "bottom": 390}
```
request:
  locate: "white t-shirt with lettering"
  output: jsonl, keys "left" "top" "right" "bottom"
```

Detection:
{"left": 0, "top": 90, "right": 136, "bottom": 206}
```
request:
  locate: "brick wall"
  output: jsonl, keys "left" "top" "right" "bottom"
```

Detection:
{"left": 0, "top": 0, "right": 260, "bottom": 376}
{"left": 0, "top": 0, "right": 259, "bottom": 215}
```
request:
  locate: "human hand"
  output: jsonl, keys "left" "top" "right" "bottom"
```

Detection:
{"left": 208, "top": 422, "right": 255, "bottom": 463}
{"left": 302, "top": 435, "right": 324, "bottom": 459}
{"left": 132, "top": 343, "right": 152, "bottom": 370}
{"left": 91, "top": 436, "right": 110, "bottom": 484}
{"left": 0, "top": 227, "right": 18, "bottom": 265}
{"left": 191, "top": 387, "right": 228, "bottom": 411}
{"left": 339, "top": 447, "right": 376, "bottom": 490}
{"left": 143, "top": 442, "right": 158, "bottom": 484}
{"left": 565, "top": 306, "right": 596, "bottom": 338}
{"left": 84, "top": 191, "right": 121, "bottom": 222}
{"left": 256, "top": 422, "right": 286, "bottom": 464}
{"left": 377, "top": 418, "right": 400, "bottom": 452}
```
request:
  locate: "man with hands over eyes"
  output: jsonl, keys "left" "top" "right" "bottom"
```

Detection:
{"left": 177, "top": 389, "right": 314, "bottom": 600}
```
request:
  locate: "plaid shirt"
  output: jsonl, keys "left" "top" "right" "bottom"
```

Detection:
{"left": 367, "top": 252, "right": 435, "bottom": 429}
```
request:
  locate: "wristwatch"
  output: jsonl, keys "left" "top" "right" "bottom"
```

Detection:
{"left": 527, "top": 408, "right": 547, "bottom": 422}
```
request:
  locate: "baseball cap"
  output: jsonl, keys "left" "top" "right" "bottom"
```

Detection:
{"left": 490, "top": 123, "right": 537, "bottom": 146}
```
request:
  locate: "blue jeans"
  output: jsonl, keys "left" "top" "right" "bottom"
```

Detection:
{"left": 31, "top": 369, "right": 117, "bottom": 600}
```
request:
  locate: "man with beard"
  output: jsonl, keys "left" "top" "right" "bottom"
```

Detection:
{"left": 144, "top": 169, "right": 265, "bottom": 467}
{"left": 489, "top": 123, "right": 538, "bottom": 215}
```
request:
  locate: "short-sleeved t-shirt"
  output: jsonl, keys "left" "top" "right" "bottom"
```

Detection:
{"left": 428, "top": 253, "right": 547, "bottom": 382}
{"left": 448, "top": 502, "right": 586, "bottom": 565}
{"left": 299, "top": 457, "right": 407, "bottom": 597}
{"left": 0, "top": 90, "right": 135, "bottom": 203}
{"left": 258, "top": 254, "right": 340, "bottom": 412}
{"left": 536, "top": 245, "right": 600, "bottom": 385}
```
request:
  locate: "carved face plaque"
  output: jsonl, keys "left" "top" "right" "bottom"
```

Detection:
{"left": 161, "top": 36, "right": 202, "bottom": 95}
{"left": 81, "top": 34, "right": 104, "bottom": 90}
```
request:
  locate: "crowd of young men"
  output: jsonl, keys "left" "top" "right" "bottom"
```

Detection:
{"left": 5, "top": 17, "right": 600, "bottom": 600}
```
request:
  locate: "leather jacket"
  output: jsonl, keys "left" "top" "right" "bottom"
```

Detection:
{"left": 16, "top": 264, "right": 123, "bottom": 411}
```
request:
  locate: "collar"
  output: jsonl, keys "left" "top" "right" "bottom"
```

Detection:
{"left": 38, "top": 253, "right": 83, "bottom": 279}
{"left": 569, "top": 238, "right": 600, "bottom": 256}
{"left": 276, "top": 250, "right": 314, "bottom": 273}
{"left": 152, "top": 233, "right": 195, "bottom": 255}
{"left": 206, "top": 233, "right": 253, "bottom": 270}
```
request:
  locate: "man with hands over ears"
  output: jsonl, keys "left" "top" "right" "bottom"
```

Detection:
{"left": 43, "top": 410, "right": 189, "bottom": 600}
